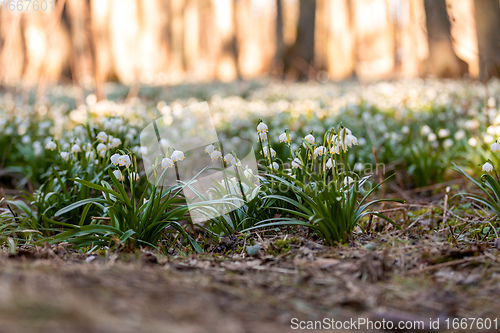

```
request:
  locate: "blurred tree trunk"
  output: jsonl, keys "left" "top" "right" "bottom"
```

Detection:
{"left": 168, "top": 0, "right": 185, "bottom": 77}
{"left": 183, "top": 0, "right": 200, "bottom": 74}
{"left": 284, "top": 0, "right": 316, "bottom": 80}
{"left": 325, "top": 0, "right": 355, "bottom": 80}
{"left": 273, "top": 0, "right": 285, "bottom": 76}
{"left": 474, "top": 0, "right": 500, "bottom": 81}
{"left": 423, "top": 0, "right": 468, "bottom": 77}
{"left": 212, "top": 0, "right": 238, "bottom": 81}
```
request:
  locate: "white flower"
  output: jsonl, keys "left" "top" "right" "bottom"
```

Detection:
{"left": 484, "top": 134, "right": 494, "bottom": 144}
{"left": 330, "top": 145, "right": 340, "bottom": 154}
{"left": 244, "top": 168, "right": 254, "bottom": 178}
{"left": 325, "top": 158, "right": 335, "bottom": 169}
{"left": 487, "top": 97, "right": 496, "bottom": 108}
{"left": 339, "top": 127, "right": 352, "bottom": 137}
{"left": 60, "top": 152, "right": 69, "bottom": 161}
{"left": 130, "top": 172, "right": 140, "bottom": 181}
{"left": 97, "top": 131, "right": 108, "bottom": 142}
{"left": 230, "top": 158, "right": 241, "bottom": 166}
{"left": 279, "top": 132, "right": 290, "bottom": 143}
{"left": 262, "top": 146, "right": 276, "bottom": 157}
{"left": 161, "top": 157, "right": 174, "bottom": 169}
{"left": 454, "top": 130, "right": 465, "bottom": 141}
{"left": 224, "top": 153, "right": 235, "bottom": 164}
{"left": 86, "top": 150, "right": 96, "bottom": 161}
{"left": 110, "top": 153, "right": 120, "bottom": 166}
{"left": 257, "top": 122, "right": 268, "bottom": 134}
{"left": 468, "top": 137, "right": 478, "bottom": 147}
{"left": 21, "top": 135, "right": 30, "bottom": 145}
{"left": 270, "top": 162, "right": 279, "bottom": 170}
{"left": 420, "top": 125, "right": 431, "bottom": 136}
{"left": 402, "top": 126, "right": 410, "bottom": 134}
{"left": 343, "top": 176, "right": 354, "bottom": 186}
{"left": 45, "top": 141, "right": 57, "bottom": 151}
{"left": 210, "top": 150, "right": 223, "bottom": 161}
{"left": 118, "top": 155, "right": 131, "bottom": 167}
{"left": 97, "top": 143, "right": 107, "bottom": 154}
{"left": 304, "top": 134, "right": 315, "bottom": 145}
{"left": 259, "top": 132, "right": 268, "bottom": 142}
{"left": 113, "top": 169, "right": 124, "bottom": 181}
{"left": 427, "top": 133, "right": 437, "bottom": 142}
{"left": 443, "top": 139, "right": 453, "bottom": 149}
{"left": 159, "top": 138, "right": 169, "bottom": 150}
{"left": 492, "top": 142, "right": 500, "bottom": 152}
{"left": 171, "top": 150, "right": 185, "bottom": 162}
{"left": 71, "top": 144, "right": 81, "bottom": 153}
{"left": 291, "top": 158, "right": 302, "bottom": 169}
{"left": 205, "top": 144, "right": 215, "bottom": 154}
{"left": 344, "top": 134, "right": 358, "bottom": 147}
{"left": 110, "top": 138, "right": 121, "bottom": 148}
{"left": 482, "top": 162, "right": 493, "bottom": 172}
{"left": 313, "top": 146, "right": 327, "bottom": 157}
{"left": 438, "top": 129, "right": 450, "bottom": 138}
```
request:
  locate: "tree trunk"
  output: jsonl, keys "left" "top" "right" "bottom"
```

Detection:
{"left": 273, "top": 0, "right": 285, "bottom": 76}
{"left": 285, "top": 0, "right": 316, "bottom": 80}
{"left": 474, "top": 0, "right": 500, "bottom": 81}
{"left": 423, "top": 0, "right": 468, "bottom": 77}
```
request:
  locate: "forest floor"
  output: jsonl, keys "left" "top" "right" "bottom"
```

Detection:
{"left": 1, "top": 228, "right": 500, "bottom": 333}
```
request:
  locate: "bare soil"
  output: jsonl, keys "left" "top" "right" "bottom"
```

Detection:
{"left": 1, "top": 231, "right": 500, "bottom": 333}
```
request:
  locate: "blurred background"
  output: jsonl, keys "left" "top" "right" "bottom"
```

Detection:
{"left": 0, "top": 0, "right": 499, "bottom": 96}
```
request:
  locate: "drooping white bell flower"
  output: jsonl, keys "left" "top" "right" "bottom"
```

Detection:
{"left": 113, "top": 169, "right": 124, "bottom": 181}
{"left": 330, "top": 145, "right": 340, "bottom": 154}
{"left": 171, "top": 150, "right": 185, "bottom": 162}
{"left": 71, "top": 144, "right": 81, "bottom": 153}
{"left": 344, "top": 134, "right": 358, "bottom": 147}
{"left": 291, "top": 158, "right": 302, "bottom": 169}
{"left": 205, "top": 144, "right": 215, "bottom": 155}
{"left": 97, "top": 143, "right": 107, "bottom": 154}
{"left": 304, "top": 134, "right": 315, "bottom": 145}
{"left": 110, "top": 153, "right": 120, "bottom": 166}
{"left": 325, "top": 158, "right": 335, "bottom": 170}
{"left": 210, "top": 150, "right": 223, "bottom": 161}
{"left": 130, "top": 172, "right": 140, "bottom": 181}
{"left": 438, "top": 129, "right": 450, "bottom": 138}
{"left": 257, "top": 122, "right": 268, "bottom": 134}
{"left": 270, "top": 162, "right": 279, "bottom": 170}
{"left": 420, "top": 125, "right": 432, "bottom": 136}
{"left": 259, "top": 132, "right": 268, "bottom": 142}
{"left": 491, "top": 142, "right": 500, "bottom": 153}
{"left": 243, "top": 167, "right": 254, "bottom": 178}
{"left": 110, "top": 138, "right": 121, "bottom": 148}
{"left": 224, "top": 153, "right": 235, "bottom": 164}
{"left": 45, "top": 140, "right": 57, "bottom": 151}
{"left": 60, "top": 152, "right": 69, "bottom": 161}
{"left": 443, "top": 139, "right": 453, "bottom": 149}
{"left": 97, "top": 131, "right": 108, "bottom": 143}
{"left": 118, "top": 155, "right": 131, "bottom": 168}
{"left": 482, "top": 162, "right": 494, "bottom": 172}
{"left": 86, "top": 150, "right": 96, "bottom": 161}
{"left": 313, "top": 146, "right": 327, "bottom": 157}
{"left": 161, "top": 157, "right": 174, "bottom": 169}
{"left": 230, "top": 158, "right": 241, "bottom": 166}
{"left": 262, "top": 146, "right": 276, "bottom": 157}
{"left": 343, "top": 176, "right": 354, "bottom": 186}
{"left": 279, "top": 132, "right": 290, "bottom": 143}
{"left": 454, "top": 130, "right": 465, "bottom": 141}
